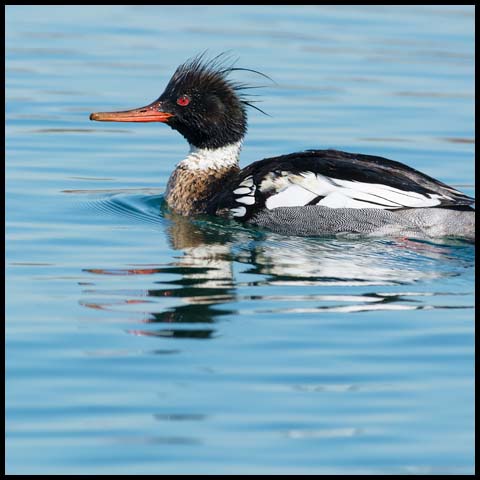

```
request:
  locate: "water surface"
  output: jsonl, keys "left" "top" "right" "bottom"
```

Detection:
{"left": 6, "top": 5, "right": 474, "bottom": 475}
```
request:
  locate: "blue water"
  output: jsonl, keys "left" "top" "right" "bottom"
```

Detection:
{"left": 6, "top": 5, "right": 475, "bottom": 475}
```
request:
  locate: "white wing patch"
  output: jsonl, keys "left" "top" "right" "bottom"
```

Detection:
{"left": 331, "top": 178, "right": 447, "bottom": 207}
{"left": 230, "top": 206, "right": 247, "bottom": 217}
{"left": 265, "top": 184, "right": 318, "bottom": 209}
{"left": 239, "top": 176, "right": 254, "bottom": 188}
{"left": 233, "top": 187, "right": 251, "bottom": 195}
{"left": 229, "top": 175, "right": 257, "bottom": 217}
{"left": 236, "top": 195, "right": 255, "bottom": 205}
{"left": 262, "top": 171, "right": 447, "bottom": 210}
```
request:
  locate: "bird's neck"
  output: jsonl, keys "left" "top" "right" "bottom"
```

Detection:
{"left": 165, "top": 141, "right": 242, "bottom": 216}
{"left": 179, "top": 141, "right": 242, "bottom": 171}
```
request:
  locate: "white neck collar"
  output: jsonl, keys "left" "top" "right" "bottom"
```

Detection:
{"left": 178, "top": 141, "right": 242, "bottom": 171}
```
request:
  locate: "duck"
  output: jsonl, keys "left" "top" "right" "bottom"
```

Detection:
{"left": 90, "top": 53, "right": 475, "bottom": 240}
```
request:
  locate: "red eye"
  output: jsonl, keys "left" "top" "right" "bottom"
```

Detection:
{"left": 177, "top": 95, "right": 190, "bottom": 107}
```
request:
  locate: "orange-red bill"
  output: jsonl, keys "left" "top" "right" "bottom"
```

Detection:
{"left": 89, "top": 101, "right": 173, "bottom": 123}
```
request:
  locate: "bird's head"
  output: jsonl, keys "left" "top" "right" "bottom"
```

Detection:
{"left": 90, "top": 53, "right": 270, "bottom": 149}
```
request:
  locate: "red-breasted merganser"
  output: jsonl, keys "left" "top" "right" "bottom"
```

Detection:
{"left": 90, "top": 54, "right": 475, "bottom": 240}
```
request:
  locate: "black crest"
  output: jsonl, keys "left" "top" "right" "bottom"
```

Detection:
{"left": 159, "top": 52, "right": 272, "bottom": 149}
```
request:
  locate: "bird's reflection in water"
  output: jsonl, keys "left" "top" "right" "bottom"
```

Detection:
{"left": 81, "top": 211, "right": 244, "bottom": 339}
{"left": 81, "top": 205, "right": 473, "bottom": 340}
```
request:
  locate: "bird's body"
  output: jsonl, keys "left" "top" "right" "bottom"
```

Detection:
{"left": 90, "top": 53, "right": 475, "bottom": 240}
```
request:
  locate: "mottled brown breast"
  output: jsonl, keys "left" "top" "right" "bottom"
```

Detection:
{"left": 165, "top": 165, "right": 239, "bottom": 216}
